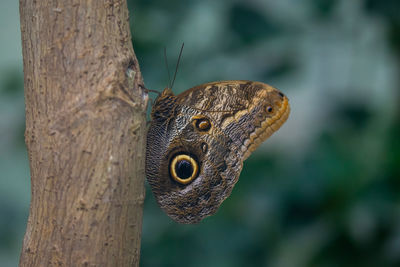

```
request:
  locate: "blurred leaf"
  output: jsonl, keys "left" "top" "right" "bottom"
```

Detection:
{"left": 364, "top": 0, "right": 400, "bottom": 51}
{"left": 336, "top": 102, "right": 372, "bottom": 130}
{"left": 310, "top": 0, "right": 338, "bottom": 19}
{"left": 229, "top": 4, "right": 281, "bottom": 44}
{"left": 0, "top": 69, "right": 23, "bottom": 96}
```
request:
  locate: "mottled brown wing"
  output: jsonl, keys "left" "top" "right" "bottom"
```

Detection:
{"left": 176, "top": 81, "right": 290, "bottom": 159}
{"left": 146, "top": 80, "right": 290, "bottom": 224}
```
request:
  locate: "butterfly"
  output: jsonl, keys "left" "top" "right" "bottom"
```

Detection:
{"left": 145, "top": 45, "right": 290, "bottom": 223}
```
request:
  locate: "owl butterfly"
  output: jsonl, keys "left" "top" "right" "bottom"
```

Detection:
{"left": 146, "top": 79, "right": 290, "bottom": 224}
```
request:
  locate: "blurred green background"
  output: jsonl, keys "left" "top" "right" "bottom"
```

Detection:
{"left": 1, "top": 0, "right": 399, "bottom": 266}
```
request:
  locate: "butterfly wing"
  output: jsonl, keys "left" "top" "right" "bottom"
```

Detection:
{"left": 146, "top": 80, "right": 290, "bottom": 223}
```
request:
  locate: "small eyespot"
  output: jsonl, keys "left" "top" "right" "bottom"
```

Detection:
{"left": 170, "top": 154, "right": 199, "bottom": 184}
{"left": 266, "top": 106, "right": 273, "bottom": 113}
{"left": 201, "top": 142, "right": 208, "bottom": 153}
{"left": 193, "top": 116, "right": 211, "bottom": 131}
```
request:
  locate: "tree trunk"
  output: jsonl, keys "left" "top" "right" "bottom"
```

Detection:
{"left": 19, "top": 0, "right": 147, "bottom": 266}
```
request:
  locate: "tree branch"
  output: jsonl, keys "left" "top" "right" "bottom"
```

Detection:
{"left": 19, "top": 0, "right": 147, "bottom": 266}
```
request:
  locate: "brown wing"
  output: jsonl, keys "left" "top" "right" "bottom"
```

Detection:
{"left": 176, "top": 80, "right": 290, "bottom": 159}
{"left": 146, "top": 80, "right": 290, "bottom": 223}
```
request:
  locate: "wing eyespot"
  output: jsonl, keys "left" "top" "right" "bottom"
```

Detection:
{"left": 170, "top": 154, "right": 199, "bottom": 184}
{"left": 201, "top": 142, "right": 208, "bottom": 153}
{"left": 192, "top": 116, "right": 212, "bottom": 132}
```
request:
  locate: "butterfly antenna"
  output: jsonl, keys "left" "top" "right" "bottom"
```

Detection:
{"left": 171, "top": 42, "right": 184, "bottom": 89}
{"left": 164, "top": 46, "right": 172, "bottom": 89}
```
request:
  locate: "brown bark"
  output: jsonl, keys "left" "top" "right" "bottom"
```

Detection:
{"left": 19, "top": 0, "right": 147, "bottom": 266}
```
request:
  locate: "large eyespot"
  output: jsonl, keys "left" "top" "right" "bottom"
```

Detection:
{"left": 192, "top": 116, "right": 211, "bottom": 132}
{"left": 170, "top": 154, "right": 199, "bottom": 184}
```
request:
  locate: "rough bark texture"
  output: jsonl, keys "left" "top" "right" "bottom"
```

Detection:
{"left": 19, "top": 0, "right": 147, "bottom": 266}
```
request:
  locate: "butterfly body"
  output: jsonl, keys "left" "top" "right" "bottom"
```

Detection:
{"left": 146, "top": 80, "right": 290, "bottom": 223}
